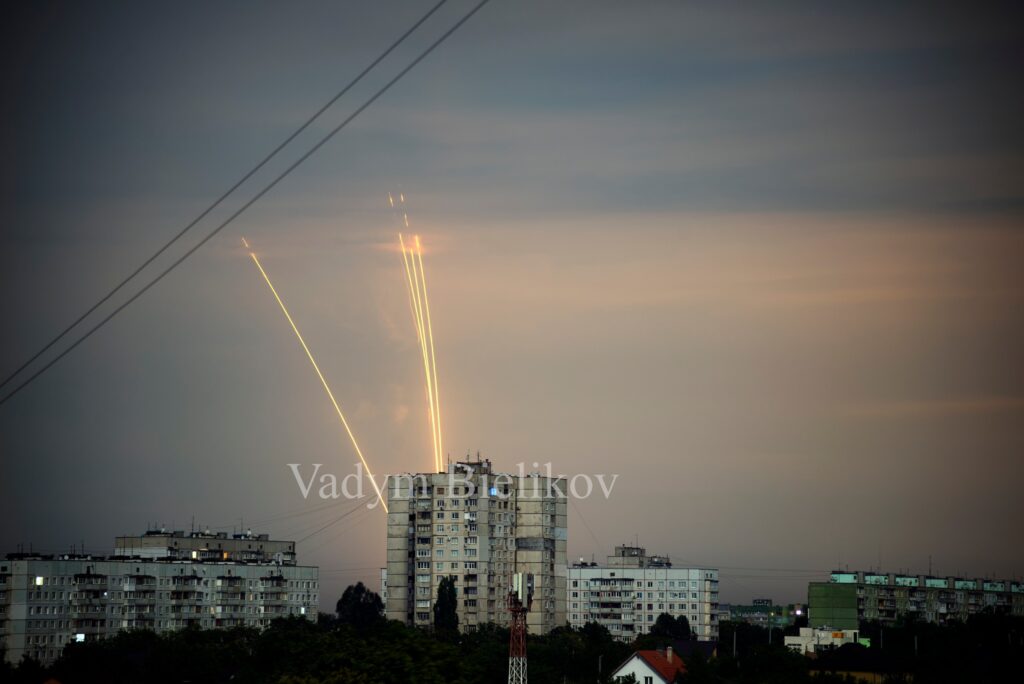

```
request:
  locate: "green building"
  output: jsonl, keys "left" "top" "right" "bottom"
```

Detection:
{"left": 809, "top": 570, "right": 1024, "bottom": 629}
{"left": 808, "top": 582, "right": 858, "bottom": 630}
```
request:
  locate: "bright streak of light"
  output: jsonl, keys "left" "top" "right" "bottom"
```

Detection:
{"left": 400, "top": 232, "right": 441, "bottom": 473}
{"left": 414, "top": 235, "right": 443, "bottom": 470}
{"left": 244, "top": 238, "right": 387, "bottom": 512}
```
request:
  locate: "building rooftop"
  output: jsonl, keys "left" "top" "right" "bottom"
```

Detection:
{"left": 635, "top": 648, "right": 688, "bottom": 683}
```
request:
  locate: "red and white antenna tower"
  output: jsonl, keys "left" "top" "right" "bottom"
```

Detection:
{"left": 508, "top": 572, "right": 533, "bottom": 684}
{"left": 508, "top": 494, "right": 532, "bottom": 684}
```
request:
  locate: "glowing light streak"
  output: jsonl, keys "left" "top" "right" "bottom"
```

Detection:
{"left": 392, "top": 191, "right": 445, "bottom": 474}
{"left": 400, "top": 232, "right": 441, "bottom": 472}
{"left": 244, "top": 238, "right": 387, "bottom": 512}
{"left": 414, "top": 235, "right": 443, "bottom": 471}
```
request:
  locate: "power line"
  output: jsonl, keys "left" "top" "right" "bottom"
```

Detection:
{"left": 0, "top": 0, "right": 492, "bottom": 407}
{"left": 296, "top": 501, "right": 374, "bottom": 544}
{"left": 0, "top": 0, "right": 448, "bottom": 395}
{"left": 207, "top": 496, "right": 361, "bottom": 531}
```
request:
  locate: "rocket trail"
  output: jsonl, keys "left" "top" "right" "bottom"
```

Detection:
{"left": 393, "top": 192, "right": 444, "bottom": 473}
{"left": 414, "top": 235, "right": 443, "bottom": 470}
{"left": 400, "top": 233, "right": 439, "bottom": 472}
{"left": 244, "top": 239, "right": 388, "bottom": 512}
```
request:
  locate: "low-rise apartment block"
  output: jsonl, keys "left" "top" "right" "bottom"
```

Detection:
{"left": 0, "top": 529, "right": 317, "bottom": 665}
{"left": 567, "top": 546, "right": 719, "bottom": 642}
{"left": 810, "top": 570, "right": 1024, "bottom": 629}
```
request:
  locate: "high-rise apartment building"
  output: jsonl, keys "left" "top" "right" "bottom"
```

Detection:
{"left": 0, "top": 529, "right": 317, "bottom": 665}
{"left": 384, "top": 459, "right": 567, "bottom": 634}
{"left": 567, "top": 546, "right": 719, "bottom": 642}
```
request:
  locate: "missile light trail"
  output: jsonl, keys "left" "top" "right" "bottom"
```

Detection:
{"left": 414, "top": 234, "right": 443, "bottom": 471}
{"left": 399, "top": 233, "right": 438, "bottom": 472}
{"left": 243, "top": 238, "right": 388, "bottom": 512}
{"left": 392, "top": 192, "right": 445, "bottom": 473}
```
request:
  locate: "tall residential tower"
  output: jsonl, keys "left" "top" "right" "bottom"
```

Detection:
{"left": 384, "top": 459, "right": 566, "bottom": 634}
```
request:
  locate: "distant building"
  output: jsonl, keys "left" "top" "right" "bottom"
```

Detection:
{"left": 567, "top": 546, "right": 719, "bottom": 642}
{"left": 384, "top": 459, "right": 567, "bottom": 634}
{"left": 0, "top": 529, "right": 317, "bottom": 665}
{"left": 809, "top": 570, "right": 1024, "bottom": 629}
{"left": 784, "top": 627, "right": 867, "bottom": 654}
{"left": 610, "top": 645, "right": 687, "bottom": 683}
{"left": 115, "top": 528, "right": 296, "bottom": 565}
{"left": 727, "top": 600, "right": 803, "bottom": 628}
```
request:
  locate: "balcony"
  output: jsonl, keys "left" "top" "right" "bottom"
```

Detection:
{"left": 71, "top": 606, "right": 108, "bottom": 620}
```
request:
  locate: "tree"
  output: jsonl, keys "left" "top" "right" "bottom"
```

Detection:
{"left": 650, "top": 613, "right": 691, "bottom": 641}
{"left": 433, "top": 575, "right": 459, "bottom": 635}
{"left": 335, "top": 582, "right": 384, "bottom": 631}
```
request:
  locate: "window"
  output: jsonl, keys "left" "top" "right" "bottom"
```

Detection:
{"left": 644, "top": 677, "right": 654, "bottom": 684}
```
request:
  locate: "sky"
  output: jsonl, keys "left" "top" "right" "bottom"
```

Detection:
{"left": 1, "top": 1, "right": 1023, "bottom": 608}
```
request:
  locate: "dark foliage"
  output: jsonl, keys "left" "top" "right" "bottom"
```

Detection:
{"left": 5, "top": 590, "right": 1020, "bottom": 684}
{"left": 433, "top": 575, "right": 459, "bottom": 636}
{"left": 334, "top": 581, "right": 383, "bottom": 631}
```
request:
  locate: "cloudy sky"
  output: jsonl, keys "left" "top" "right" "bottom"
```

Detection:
{"left": 2, "top": 0, "right": 1023, "bottom": 606}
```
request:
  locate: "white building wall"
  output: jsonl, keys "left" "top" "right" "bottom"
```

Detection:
{"left": 567, "top": 565, "right": 719, "bottom": 642}
{"left": 0, "top": 556, "right": 318, "bottom": 665}
{"left": 610, "top": 654, "right": 665, "bottom": 684}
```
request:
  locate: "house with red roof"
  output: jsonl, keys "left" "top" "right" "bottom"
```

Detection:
{"left": 611, "top": 645, "right": 687, "bottom": 683}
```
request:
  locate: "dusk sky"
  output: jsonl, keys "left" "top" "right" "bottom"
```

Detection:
{"left": 2, "top": 1, "right": 1023, "bottom": 608}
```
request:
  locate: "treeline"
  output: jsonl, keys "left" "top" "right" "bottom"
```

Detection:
{"left": 2, "top": 617, "right": 630, "bottom": 684}
{"left": 712, "top": 613, "right": 1024, "bottom": 684}
{"left": 2, "top": 587, "right": 1022, "bottom": 683}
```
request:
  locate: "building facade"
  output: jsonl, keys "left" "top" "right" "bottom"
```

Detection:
{"left": 567, "top": 546, "right": 719, "bottom": 642}
{"left": 784, "top": 627, "right": 867, "bottom": 654}
{"left": 384, "top": 459, "right": 567, "bottom": 634}
{"left": 809, "top": 570, "right": 1024, "bottom": 629}
{"left": 0, "top": 530, "right": 317, "bottom": 665}
{"left": 115, "top": 528, "right": 297, "bottom": 565}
